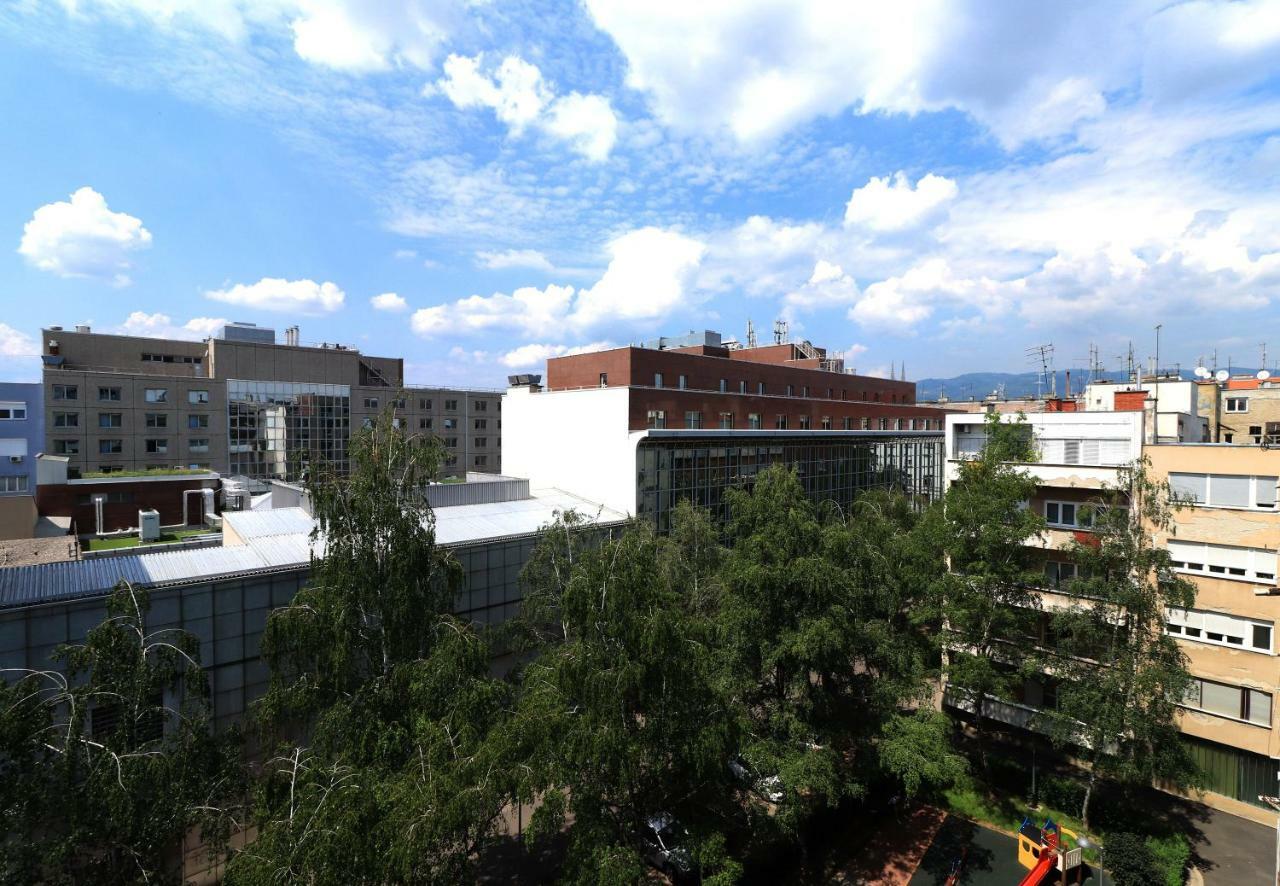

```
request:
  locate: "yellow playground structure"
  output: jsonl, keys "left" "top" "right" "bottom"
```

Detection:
{"left": 1015, "top": 817, "right": 1086, "bottom": 886}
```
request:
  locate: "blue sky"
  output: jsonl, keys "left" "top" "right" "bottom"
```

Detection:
{"left": 1, "top": 1, "right": 1279, "bottom": 388}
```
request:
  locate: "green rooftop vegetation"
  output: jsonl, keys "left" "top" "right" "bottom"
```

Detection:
{"left": 79, "top": 468, "right": 213, "bottom": 480}
{"left": 84, "top": 527, "right": 215, "bottom": 551}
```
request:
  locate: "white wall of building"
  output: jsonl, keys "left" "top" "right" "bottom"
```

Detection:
{"left": 501, "top": 385, "right": 639, "bottom": 515}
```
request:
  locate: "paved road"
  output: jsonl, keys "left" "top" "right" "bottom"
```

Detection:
{"left": 1193, "top": 808, "right": 1273, "bottom": 886}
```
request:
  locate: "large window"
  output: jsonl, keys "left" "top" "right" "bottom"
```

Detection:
{"left": 144, "top": 439, "right": 168, "bottom": 454}
{"left": 718, "top": 412, "right": 734, "bottom": 430}
{"left": 647, "top": 410, "right": 666, "bottom": 429}
{"left": 145, "top": 413, "right": 168, "bottom": 428}
{"left": 99, "top": 439, "right": 122, "bottom": 454}
{"left": 52, "top": 385, "right": 77, "bottom": 401}
{"left": 1182, "top": 677, "right": 1271, "bottom": 727}
{"left": 53, "top": 439, "right": 79, "bottom": 455}
{"left": 0, "top": 403, "right": 26, "bottom": 420}
{"left": 189, "top": 390, "right": 210, "bottom": 404}
{"left": 98, "top": 387, "right": 121, "bottom": 401}
{"left": 144, "top": 388, "right": 168, "bottom": 403}
{"left": 1225, "top": 397, "right": 1249, "bottom": 413}
{"left": 98, "top": 413, "right": 122, "bottom": 428}
{"left": 684, "top": 411, "right": 703, "bottom": 429}
{"left": 1169, "top": 472, "right": 1277, "bottom": 509}
{"left": 53, "top": 412, "right": 78, "bottom": 428}
{"left": 189, "top": 438, "right": 210, "bottom": 453}
{"left": 189, "top": 414, "right": 209, "bottom": 429}
{"left": 227, "top": 379, "right": 351, "bottom": 481}
{"left": 747, "top": 413, "right": 761, "bottom": 429}
{"left": 1166, "top": 608, "right": 1272, "bottom": 654}
{"left": 1167, "top": 540, "right": 1276, "bottom": 582}
{"left": 0, "top": 476, "right": 28, "bottom": 494}
{"left": 1044, "top": 500, "right": 1122, "bottom": 529}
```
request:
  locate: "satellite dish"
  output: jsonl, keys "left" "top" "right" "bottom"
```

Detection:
{"left": 1215, "top": 369, "right": 1230, "bottom": 382}
{"left": 1194, "top": 366, "right": 1209, "bottom": 378}
{"left": 1259, "top": 370, "right": 1272, "bottom": 381}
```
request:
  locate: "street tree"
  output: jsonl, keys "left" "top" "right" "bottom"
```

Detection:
{"left": 924, "top": 412, "right": 1045, "bottom": 768}
{"left": 0, "top": 581, "right": 241, "bottom": 885}
{"left": 228, "top": 409, "right": 512, "bottom": 884}
{"left": 1038, "top": 460, "right": 1199, "bottom": 829}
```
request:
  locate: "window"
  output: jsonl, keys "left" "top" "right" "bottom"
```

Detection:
{"left": 145, "top": 413, "right": 167, "bottom": 428}
{"left": 1166, "top": 608, "right": 1273, "bottom": 653}
{"left": 475, "top": 437, "right": 487, "bottom": 447}
{"left": 420, "top": 418, "right": 432, "bottom": 429}
{"left": 1169, "top": 472, "right": 1278, "bottom": 509}
{"left": 757, "top": 382, "right": 765, "bottom": 395}
{"left": 394, "top": 398, "right": 407, "bottom": 409}
{"left": 98, "top": 413, "right": 122, "bottom": 428}
{"left": 474, "top": 455, "right": 488, "bottom": 467}
{"left": 98, "top": 387, "right": 121, "bottom": 401}
{"left": 145, "top": 439, "right": 168, "bottom": 454}
{"left": 843, "top": 417, "right": 854, "bottom": 430}
{"left": 747, "top": 413, "right": 761, "bottom": 429}
{"left": 738, "top": 380, "right": 747, "bottom": 394}
{"left": 786, "top": 384, "right": 794, "bottom": 397}
{"left": 0, "top": 404, "right": 26, "bottom": 420}
{"left": 1181, "top": 677, "right": 1271, "bottom": 726}
{"left": 678, "top": 374, "right": 687, "bottom": 390}
{"left": 188, "top": 414, "right": 209, "bottom": 429}
{"left": 189, "top": 390, "right": 209, "bottom": 404}
{"left": 52, "top": 384, "right": 77, "bottom": 401}
{"left": 444, "top": 437, "right": 458, "bottom": 448}
{"left": 821, "top": 416, "right": 832, "bottom": 430}
{"left": 647, "top": 410, "right": 667, "bottom": 429}
{"left": 893, "top": 418, "right": 902, "bottom": 430}
{"left": 474, "top": 400, "right": 487, "bottom": 411}
{"left": 475, "top": 418, "right": 487, "bottom": 430}
{"left": 654, "top": 373, "right": 664, "bottom": 388}
{"left": 443, "top": 418, "right": 457, "bottom": 430}
{"left": 798, "top": 416, "right": 811, "bottom": 430}
{"left": 364, "top": 397, "right": 379, "bottom": 409}
{"left": 392, "top": 418, "right": 403, "bottom": 430}
{"left": 801, "top": 386, "right": 809, "bottom": 397}
{"left": 1043, "top": 561, "right": 1079, "bottom": 589}
{"left": 684, "top": 411, "right": 703, "bottom": 429}
{"left": 776, "top": 414, "right": 789, "bottom": 430}
{"left": 53, "top": 439, "right": 79, "bottom": 455}
{"left": 0, "top": 476, "right": 28, "bottom": 494}
{"left": 361, "top": 418, "right": 374, "bottom": 429}
{"left": 1045, "top": 501, "right": 1080, "bottom": 528}
{"left": 1167, "top": 540, "right": 1277, "bottom": 583}
{"left": 878, "top": 418, "right": 889, "bottom": 430}
{"left": 420, "top": 398, "right": 432, "bottom": 410}
{"left": 99, "top": 439, "right": 123, "bottom": 454}
{"left": 53, "top": 412, "right": 78, "bottom": 428}
{"left": 599, "top": 372, "right": 608, "bottom": 387}
{"left": 189, "top": 438, "right": 210, "bottom": 453}
{"left": 1225, "top": 397, "right": 1249, "bottom": 413}
{"left": 75, "top": 490, "right": 133, "bottom": 504}
{"left": 718, "top": 412, "right": 734, "bottom": 429}
{"left": 445, "top": 399, "right": 458, "bottom": 411}
{"left": 144, "top": 388, "right": 168, "bottom": 403}
{"left": 719, "top": 378, "right": 727, "bottom": 393}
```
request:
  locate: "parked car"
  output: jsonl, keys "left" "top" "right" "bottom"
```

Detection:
{"left": 728, "top": 758, "right": 784, "bottom": 803}
{"left": 641, "top": 813, "right": 694, "bottom": 878}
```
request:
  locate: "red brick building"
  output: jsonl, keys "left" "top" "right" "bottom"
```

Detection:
{"left": 544, "top": 335, "right": 950, "bottom": 432}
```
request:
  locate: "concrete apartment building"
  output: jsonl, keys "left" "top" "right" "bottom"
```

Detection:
{"left": 0, "top": 383, "right": 41, "bottom": 539}
{"left": 943, "top": 409, "right": 1280, "bottom": 815}
{"left": 39, "top": 323, "right": 501, "bottom": 483}
{"left": 505, "top": 331, "right": 952, "bottom": 527}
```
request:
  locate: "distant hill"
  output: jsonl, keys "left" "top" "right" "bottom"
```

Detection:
{"left": 914, "top": 368, "right": 1265, "bottom": 402}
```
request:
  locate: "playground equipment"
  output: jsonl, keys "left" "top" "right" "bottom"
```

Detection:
{"left": 1016, "top": 817, "right": 1085, "bottom": 886}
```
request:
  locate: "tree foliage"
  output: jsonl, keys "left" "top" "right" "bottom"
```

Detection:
{"left": 0, "top": 582, "right": 240, "bottom": 885}
{"left": 228, "top": 409, "right": 512, "bottom": 884}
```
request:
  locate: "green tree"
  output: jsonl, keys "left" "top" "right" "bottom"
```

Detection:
{"left": 228, "top": 409, "right": 512, "bottom": 884}
{"left": 507, "top": 512, "right": 740, "bottom": 884}
{"left": 1038, "top": 460, "right": 1199, "bottom": 828}
{"left": 0, "top": 581, "right": 241, "bottom": 885}
{"left": 926, "top": 412, "right": 1044, "bottom": 768}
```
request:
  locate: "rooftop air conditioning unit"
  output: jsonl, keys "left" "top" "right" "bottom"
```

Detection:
{"left": 8, "top": 455, "right": 23, "bottom": 464}
{"left": 138, "top": 509, "right": 161, "bottom": 543}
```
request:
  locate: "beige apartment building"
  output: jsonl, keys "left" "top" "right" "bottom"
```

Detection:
{"left": 944, "top": 412, "right": 1280, "bottom": 814}
{"left": 40, "top": 323, "right": 500, "bottom": 483}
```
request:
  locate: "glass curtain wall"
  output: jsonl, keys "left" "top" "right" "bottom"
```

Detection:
{"left": 636, "top": 433, "right": 944, "bottom": 531}
{"left": 227, "top": 380, "right": 351, "bottom": 480}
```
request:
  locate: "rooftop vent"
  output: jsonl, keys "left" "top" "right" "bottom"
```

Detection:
{"left": 507, "top": 374, "right": 542, "bottom": 387}
{"left": 75, "top": 325, "right": 91, "bottom": 334}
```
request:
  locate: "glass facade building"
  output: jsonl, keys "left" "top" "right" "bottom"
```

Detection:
{"left": 636, "top": 432, "right": 944, "bottom": 531}
{"left": 227, "top": 380, "right": 351, "bottom": 480}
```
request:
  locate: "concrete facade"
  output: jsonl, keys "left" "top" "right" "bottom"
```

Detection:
{"left": 0, "top": 382, "right": 42, "bottom": 540}
{"left": 39, "top": 325, "right": 501, "bottom": 481}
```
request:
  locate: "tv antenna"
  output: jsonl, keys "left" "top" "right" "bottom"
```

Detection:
{"left": 746, "top": 318, "right": 757, "bottom": 349}
{"left": 773, "top": 319, "right": 788, "bottom": 345}
{"left": 1026, "top": 343, "right": 1055, "bottom": 399}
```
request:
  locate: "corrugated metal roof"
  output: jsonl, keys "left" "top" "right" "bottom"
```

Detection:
{"left": 223, "top": 508, "right": 316, "bottom": 540}
{"left": 0, "top": 489, "right": 625, "bottom": 609}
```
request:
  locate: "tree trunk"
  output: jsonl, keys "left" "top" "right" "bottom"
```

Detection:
{"left": 1080, "top": 769, "right": 1096, "bottom": 833}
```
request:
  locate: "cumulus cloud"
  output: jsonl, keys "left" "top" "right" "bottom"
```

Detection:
{"left": 412, "top": 227, "right": 706, "bottom": 337}
{"left": 782, "top": 260, "right": 859, "bottom": 316}
{"left": 475, "top": 248, "right": 555, "bottom": 271}
{"left": 0, "top": 323, "right": 38, "bottom": 358}
{"left": 114, "top": 311, "right": 228, "bottom": 341}
{"left": 436, "top": 53, "right": 618, "bottom": 160}
{"left": 844, "top": 172, "right": 958, "bottom": 232}
{"left": 18, "top": 187, "right": 152, "bottom": 286}
{"left": 370, "top": 292, "right": 408, "bottom": 311}
{"left": 500, "top": 340, "right": 614, "bottom": 368}
{"left": 205, "top": 277, "right": 345, "bottom": 314}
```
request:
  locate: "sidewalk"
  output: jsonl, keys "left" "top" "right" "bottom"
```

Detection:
{"left": 830, "top": 805, "right": 947, "bottom": 885}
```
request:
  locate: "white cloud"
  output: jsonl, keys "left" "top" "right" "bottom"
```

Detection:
{"left": 411, "top": 227, "right": 706, "bottom": 337}
{"left": 542, "top": 92, "right": 618, "bottom": 162}
{"left": 782, "top": 259, "right": 860, "bottom": 320}
{"left": 0, "top": 323, "right": 38, "bottom": 358}
{"left": 436, "top": 53, "right": 619, "bottom": 160}
{"left": 370, "top": 292, "right": 407, "bottom": 312}
{"left": 114, "top": 311, "right": 228, "bottom": 341}
{"left": 393, "top": 248, "right": 418, "bottom": 260}
{"left": 475, "top": 248, "right": 555, "bottom": 272}
{"left": 205, "top": 277, "right": 345, "bottom": 314}
{"left": 844, "top": 172, "right": 958, "bottom": 232}
{"left": 18, "top": 187, "right": 152, "bottom": 286}
{"left": 499, "top": 340, "right": 614, "bottom": 368}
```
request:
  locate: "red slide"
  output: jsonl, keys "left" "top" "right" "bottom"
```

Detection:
{"left": 1017, "top": 848, "right": 1056, "bottom": 886}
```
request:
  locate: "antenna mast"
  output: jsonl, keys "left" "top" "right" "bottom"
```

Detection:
{"left": 1025, "top": 343, "right": 1055, "bottom": 399}
{"left": 746, "top": 319, "right": 757, "bottom": 349}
